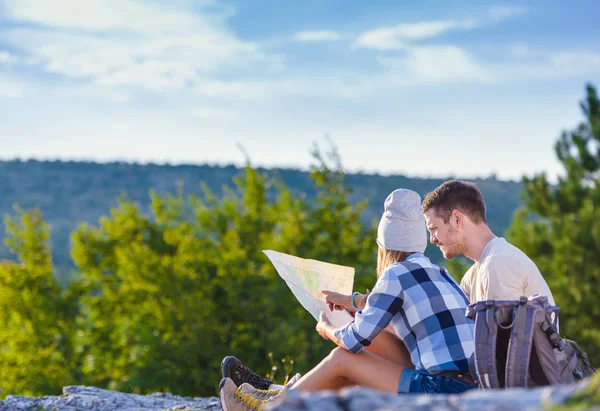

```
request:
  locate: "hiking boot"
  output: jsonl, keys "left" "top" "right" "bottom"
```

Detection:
{"left": 219, "top": 377, "right": 272, "bottom": 411}
{"left": 239, "top": 373, "right": 301, "bottom": 400}
{"left": 221, "top": 356, "right": 273, "bottom": 390}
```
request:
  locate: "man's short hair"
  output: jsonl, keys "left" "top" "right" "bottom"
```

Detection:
{"left": 422, "top": 180, "right": 487, "bottom": 224}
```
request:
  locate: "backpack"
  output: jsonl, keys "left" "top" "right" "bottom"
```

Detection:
{"left": 465, "top": 294, "right": 596, "bottom": 389}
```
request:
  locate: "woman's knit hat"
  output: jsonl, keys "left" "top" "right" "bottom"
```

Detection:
{"left": 376, "top": 189, "right": 427, "bottom": 253}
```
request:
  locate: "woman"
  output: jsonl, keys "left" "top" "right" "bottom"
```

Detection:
{"left": 220, "top": 189, "right": 476, "bottom": 410}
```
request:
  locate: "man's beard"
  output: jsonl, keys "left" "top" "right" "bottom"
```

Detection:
{"left": 441, "top": 229, "right": 467, "bottom": 259}
{"left": 442, "top": 244, "right": 464, "bottom": 259}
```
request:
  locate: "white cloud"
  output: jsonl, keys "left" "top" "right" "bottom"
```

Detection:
{"left": 194, "top": 79, "right": 270, "bottom": 100}
{"left": 489, "top": 50, "right": 600, "bottom": 81}
{"left": 98, "top": 61, "right": 198, "bottom": 91}
{"left": 378, "top": 46, "right": 492, "bottom": 83}
{"left": 0, "top": 77, "right": 23, "bottom": 97}
{"left": 511, "top": 43, "right": 529, "bottom": 56}
{"left": 0, "top": 51, "right": 19, "bottom": 65}
{"left": 294, "top": 30, "right": 342, "bottom": 42}
{"left": 0, "top": 0, "right": 280, "bottom": 93}
{"left": 189, "top": 106, "right": 238, "bottom": 120}
{"left": 71, "top": 85, "right": 131, "bottom": 103}
{"left": 2, "top": 0, "right": 215, "bottom": 33}
{"left": 354, "top": 19, "right": 477, "bottom": 50}
{"left": 488, "top": 6, "right": 527, "bottom": 21}
{"left": 551, "top": 52, "right": 600, "bottom": 67}
{"left": 354, "top": 6, "right": 527, "bottom": 51}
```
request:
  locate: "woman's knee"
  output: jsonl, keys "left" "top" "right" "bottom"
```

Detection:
{"left": 325, "top": 347, "right": 353, "bottom": 368}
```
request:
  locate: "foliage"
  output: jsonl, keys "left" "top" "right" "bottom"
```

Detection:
{"left": 265, "top": 352, "right": 295, "bottom": 384}
{"left": 0, "top": 209, "right": 79, "bottom": 397}
{"left": 443, "top": 257, "right": 473, "bottom": 283}
{"left": 507, "top": 83, "right": 600, "bottom": 366}
{"left": 552, "top": 372, "right": 600, "bottom": 410}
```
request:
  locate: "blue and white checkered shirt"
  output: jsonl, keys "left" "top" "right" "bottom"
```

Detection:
{"left": 334, "top": 253, "right": 474, "bottom": 374}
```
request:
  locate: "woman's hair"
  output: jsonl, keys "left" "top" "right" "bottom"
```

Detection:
{"left": 376, "top": 246, "right": 413, "bottom": 277}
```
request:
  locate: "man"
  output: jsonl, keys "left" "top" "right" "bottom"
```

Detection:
{"left": 422, "top": 180, "right": 555, "bottom": 305}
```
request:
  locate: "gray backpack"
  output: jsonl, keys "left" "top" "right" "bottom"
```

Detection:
{"left": 465, "top": 294, "right": 596, "bottom": 388}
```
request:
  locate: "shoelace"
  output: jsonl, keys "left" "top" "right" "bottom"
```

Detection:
{"left": 235, "top": 389, "right": 267, "bottom": 410}
{"left": 252, "top": 388, "right": 280, "bottom": 396}
{"left": 248, "top": 387, "right": 281, "bottom": 400}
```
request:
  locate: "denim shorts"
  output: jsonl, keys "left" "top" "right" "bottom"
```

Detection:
{"left": 398, "top": 368, "right": 477, "bottom": 394}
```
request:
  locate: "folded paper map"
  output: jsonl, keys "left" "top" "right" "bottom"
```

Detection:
{"left": 263, "top": 250, "right": 355, "bottom": 328}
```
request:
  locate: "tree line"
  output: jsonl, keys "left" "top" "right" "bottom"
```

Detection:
{"left": 0, "top": 154, "right": 523, "bottom": 276}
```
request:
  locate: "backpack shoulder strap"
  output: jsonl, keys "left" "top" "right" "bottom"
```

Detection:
{"left": 469, "top": 300, "right": 501, "bottom": 388}
{"left": 505, "top": 296, "right": 534, "bottom": 388}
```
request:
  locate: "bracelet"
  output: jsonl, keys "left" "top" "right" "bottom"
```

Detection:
{"left": 350, "top": 291, "right": 361, "bottom": 310}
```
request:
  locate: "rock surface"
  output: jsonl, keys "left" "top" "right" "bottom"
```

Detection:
{"left": 0, "top": 379, "right": 596, "bottom": 411}
{"left": 0, "top": 386, "right": 221, "bottom": 411}
{"left": 266, "top": 380, "right": 591, "bottom": 410}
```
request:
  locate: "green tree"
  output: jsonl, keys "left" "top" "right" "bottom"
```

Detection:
{"left": 0, "top": 209, "right": 78, "bottom": 398}
{"left": 71, "top": 147, "right": 376, "bottom": 396}
{"left": 508, "top": 83, "right": 600, "bottom": 366}
{"left": 443, "top": 257, "right": 473, "bottom": 283}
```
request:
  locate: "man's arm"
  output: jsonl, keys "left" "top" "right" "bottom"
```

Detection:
{"left": 460, "top": 266, "right": 474, "bottom": 302}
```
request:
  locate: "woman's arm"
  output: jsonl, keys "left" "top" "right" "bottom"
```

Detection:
{"left": 356, "top": 292, "right": 369, "bottom": 310}
{"left": 332, "top": 271, "right": 402, "bottom": 354}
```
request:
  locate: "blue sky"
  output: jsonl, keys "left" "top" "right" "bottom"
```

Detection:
{"left": 0, "top": 0, "right": 599, "bottom": 181}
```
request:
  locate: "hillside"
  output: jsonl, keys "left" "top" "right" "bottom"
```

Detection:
{"left": 0, "top": 160, "right": 524, "bottom": 276}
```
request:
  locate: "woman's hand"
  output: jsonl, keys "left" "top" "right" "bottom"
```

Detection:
{"left": 322, "top": 290, "right": 355, "bottom": 313}
{"left": 316, "top": 312, "right": 345, "bottom": 348}
{"left": 316, "top": 312, "right": 333, "bottom": 340}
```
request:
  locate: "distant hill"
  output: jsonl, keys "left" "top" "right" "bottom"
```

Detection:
{"left": 0, "top": 160, "right": 524, "bottom": 277}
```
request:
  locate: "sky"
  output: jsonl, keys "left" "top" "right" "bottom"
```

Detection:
{"left": 0, "top": 0, "right": 599, "bottom": 181}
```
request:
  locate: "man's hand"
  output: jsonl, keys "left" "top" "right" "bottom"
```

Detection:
{"left": 316, "top": 311, "right": 333, "bottom": 340}
{"left": 322, "top": 290, "right": 355, "bottom": 313}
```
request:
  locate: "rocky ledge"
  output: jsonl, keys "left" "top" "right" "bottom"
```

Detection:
{"left": 1, "top": 376, "right": 598, "bottom": 411}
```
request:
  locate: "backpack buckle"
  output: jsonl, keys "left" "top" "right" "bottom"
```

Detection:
{"left": 541, "top": 322, "right": 562, "bottom": 350}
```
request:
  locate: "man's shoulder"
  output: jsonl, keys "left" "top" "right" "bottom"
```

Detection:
{"left": 484, "top": 238, "right": 535, "bottom": 265}
{"left": 481, "top": 240, "right": 542, "bottom": 279}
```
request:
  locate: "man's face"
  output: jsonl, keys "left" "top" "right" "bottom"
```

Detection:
{"left": 424, "top": 208, "right": 466, "bottom": 259}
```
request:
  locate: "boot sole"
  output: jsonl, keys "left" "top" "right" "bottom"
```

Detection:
{"left": 219, "top": 378, "right": 229, "bottom": 411}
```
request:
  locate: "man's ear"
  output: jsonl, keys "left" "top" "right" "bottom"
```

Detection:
{"left": 451, "top": 209, "right": 463, "bottom": 228}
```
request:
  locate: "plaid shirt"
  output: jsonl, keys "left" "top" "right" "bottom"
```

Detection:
{"left": 334, "top": 253, "right": 474, "bottom": 374}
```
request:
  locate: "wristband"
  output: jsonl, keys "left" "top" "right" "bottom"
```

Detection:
{"left": 350, "top": 291, "right": 361, "bottom": 310}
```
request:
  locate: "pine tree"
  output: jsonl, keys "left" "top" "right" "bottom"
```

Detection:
{"left": 508, "top": 83, "right": 600, "bottom": 366}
